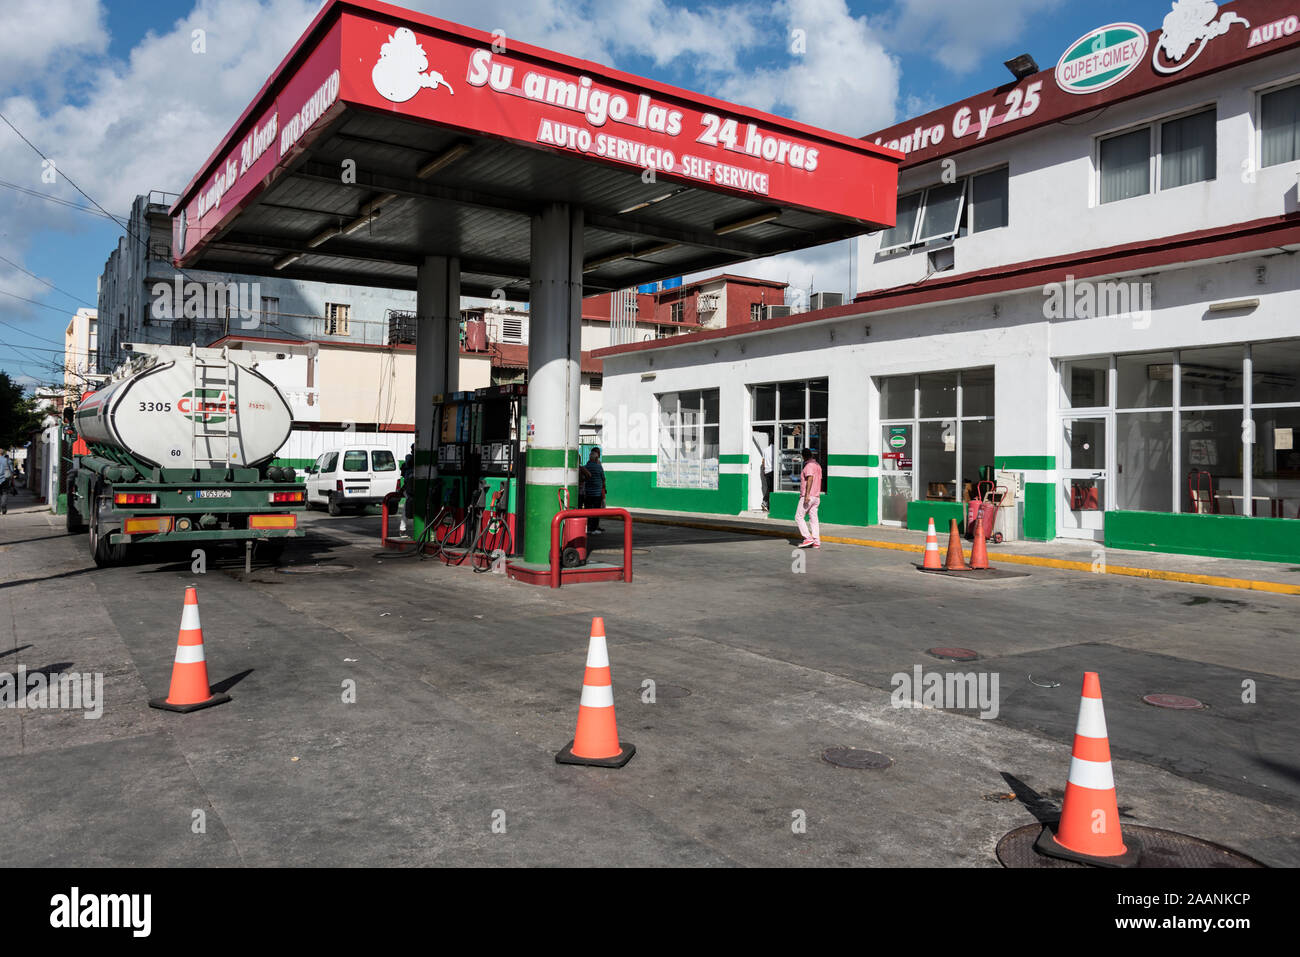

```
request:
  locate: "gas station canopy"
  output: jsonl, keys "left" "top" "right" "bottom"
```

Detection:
{"left": 171, "top": 0, "right": 902, "bottom": 299}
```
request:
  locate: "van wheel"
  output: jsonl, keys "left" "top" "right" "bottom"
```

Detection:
{"left": 327, "top": 495, "right": 342, "bottom": 517}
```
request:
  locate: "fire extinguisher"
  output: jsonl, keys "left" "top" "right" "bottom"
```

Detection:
{"left": 557, "top": 488, "right": 588, "bottom": 568}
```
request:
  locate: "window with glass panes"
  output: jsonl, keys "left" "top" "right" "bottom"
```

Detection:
{"left": 1059, "top": 342, "right": 1300, "bottom": 518}
{"left": 877, "top": 167, "right": 1008, "bottom": 253}
{"left": 1098, "top": 107, "right": 1216, "bottom": 204}
{"left": 657, "top": 390, "right": 720, "bottom": 489}
{"left": 876, "top": 369, "right": 995, "bottom": 516}
{"left": 751, "top": 379, "right": 828, "bottom": 492}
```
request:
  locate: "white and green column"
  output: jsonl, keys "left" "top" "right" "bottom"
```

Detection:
{"left": 523, "top": 204, "right": 583, "bottom": 565}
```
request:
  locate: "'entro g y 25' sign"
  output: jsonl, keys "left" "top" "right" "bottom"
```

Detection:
{"left": 1055, "top": 23, "right": 1149, "bottom": 94}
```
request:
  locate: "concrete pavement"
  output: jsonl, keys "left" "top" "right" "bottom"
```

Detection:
{"left": 1, "top": 486, "right": 1295, "bottom": 866}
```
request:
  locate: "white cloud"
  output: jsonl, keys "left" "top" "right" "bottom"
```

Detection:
{"left": 0, "top": 0, "right": 898, "bottom": 339}
{"left": 714, "top": 0, "right": 900, "bottom": 136}
{"left": 879, "top": 0, "right": 1065, "bottom": 75}
{"left": 0, "top": 0, "right": 108, "bottom": 95}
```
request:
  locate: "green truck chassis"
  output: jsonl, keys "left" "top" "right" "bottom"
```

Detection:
{"left": 67, "top": 454, "right": 304, "bottom": 567}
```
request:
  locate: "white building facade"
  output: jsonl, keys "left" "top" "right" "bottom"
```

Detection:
{"left": 596, "top": 0, "right": 1300, "bottom": 563}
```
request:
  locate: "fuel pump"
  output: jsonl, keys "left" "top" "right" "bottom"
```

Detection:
{"left": 426, "top": 385, "right": 527, "bottom": 561}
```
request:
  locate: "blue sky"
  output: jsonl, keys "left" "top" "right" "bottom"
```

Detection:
{"left": 0, "top": 0, "right": 1187, "bottom": 387}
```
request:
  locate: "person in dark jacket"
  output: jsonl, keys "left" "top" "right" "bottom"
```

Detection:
{"left": 578, "top": 447, "right": 606, "bottom": 533}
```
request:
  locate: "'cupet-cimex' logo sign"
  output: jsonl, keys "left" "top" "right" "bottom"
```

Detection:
{"left": 1055, "top": 23, "right": 1149, "bottom": 94}
{"left": 178, "top": 390, "right": 236, "bottom": 424}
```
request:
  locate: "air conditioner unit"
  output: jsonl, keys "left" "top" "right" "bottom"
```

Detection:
{"left": 765, "top": 305, "right": 793, "bottom": 320}
{"left": 809, "top": 292, "right": 844, "bottom": 310}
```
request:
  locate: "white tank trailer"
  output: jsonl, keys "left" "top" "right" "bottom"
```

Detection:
{"left": 77, "top": 346, "right": 293, "bottom": 468}
{"left": 67, "top": 344, "right": 305, "bottom": 567}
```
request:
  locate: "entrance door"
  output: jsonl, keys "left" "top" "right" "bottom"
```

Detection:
{"left": 880, "top": 424, "right": 913, "bottom": 525}
{"left": 1060, "top": 417, "right": 1108, "bottom": 540}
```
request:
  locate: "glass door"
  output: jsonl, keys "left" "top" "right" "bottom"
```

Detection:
{"left": 1060, "top": 417, "right": 1108, "bottom": 540}
{"left": 880, "top": 424, "right": 913, "bottom": 524}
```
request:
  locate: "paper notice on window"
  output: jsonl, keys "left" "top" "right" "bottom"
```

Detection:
{"left": 1277, "top": 428, "right": 1294, "bottom": 451}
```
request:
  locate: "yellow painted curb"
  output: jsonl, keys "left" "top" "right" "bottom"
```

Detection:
{"left": 632, "top": 516, "right": 1300, "bottom": 596}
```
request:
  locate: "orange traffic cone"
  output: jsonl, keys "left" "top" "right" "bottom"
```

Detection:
{"left": 1036, "top": 672, "right": 1140, "bottom": 866}
{"left": 556, "top": 617, "right": 635, "bottom": 768}
{"left": 148, "top": 586, "right": 231, "bottom": 713}
{"left": 944, "top": 519, "right": 970, "bottom": 570}
{"left": 922, "top": 517, "right": 942, "bottom": 569}
{"left": 970, "top": 517, "right": 990, "bottom": 570}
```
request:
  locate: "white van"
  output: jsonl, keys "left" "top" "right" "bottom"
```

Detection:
{"left": 305, "top": 446, "right": 400, "bottom": 515}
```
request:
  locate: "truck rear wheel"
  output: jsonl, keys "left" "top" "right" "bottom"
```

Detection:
{"left": 327, "top": 494, "right": 342, "bottom": 517}
{"left": 89, "top": 495, "right": 127, "bottom": 567}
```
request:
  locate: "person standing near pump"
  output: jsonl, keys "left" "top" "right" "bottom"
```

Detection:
{"left": 795, "top": 447, "right": 822, "bottom": 548}
{"left": 579, "top": 447, "right": 606, "bottom": 534}
{"left": 762, "top": 434, "right": 774, "bottom": 510}
{"left": 0, "top": 449, "right": 14, "bottom": 516}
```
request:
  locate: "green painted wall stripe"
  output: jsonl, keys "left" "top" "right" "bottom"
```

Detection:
{"left": 719, "top": 454, "right": 748, "bottom": 464}
{"left": 1023, "top": 481, "right": 1055, "bottom": 541}
{"left": 1105, "top": 510, "right": 1300, "bottom": 564}
{"left": 995, "top": 455, "right": 1055, "bottom": 470}
{"left": 907, "top": 500, "right": 965, "bottom": 532}
{"left": 603, "top": 454, "right": 656, "bottom": 463}
{"left": 829, "top": 454, "right": 874, "bottom": 466}
{"left": 271, "top": 457, "right": 316, "bottom": 470}
{"left": 527, "top": 448, "right": 581, "bottom": 468}
{"left": 608, "top": 471, "right": 746, "bottom": 514}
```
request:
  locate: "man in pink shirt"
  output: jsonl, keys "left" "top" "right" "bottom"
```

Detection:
{"left": 796, "top": 447, "right": 822, "bottom": 548}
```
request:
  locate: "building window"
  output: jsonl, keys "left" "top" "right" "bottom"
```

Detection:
{"left": 671, "top": 301, "right": 683, "bottom": 323}
{"left": 1099, "top": 107, "right": 1216, "bottom": 204}
{"left": 879, "top": 166, "right": 1009, "bottom": 253}
{"left": 968, "top": 167, "right": 1009, "bottom": 233}
{"left": 877, "top": 368, "right": 995, "bottom": 523}
{"left": 1261, "top": 82, "right": 1300, "bottom": 168}
{"left": 260, "top": 297, "right": 279, "bottom": 326}
{"left": 750, "top": 302, "right": 763, "bottom": 323}
{"left": 1060, "top": 342, "right": 1300, "bottom": 520}
{"left": 657, "top": 389, "right": 719, "bottom": 489}
{"left": 751, "top": 379, "right": 828, "bottom": 493}
{"left": 325, "top": 302, "right": 351, "bottom": 336}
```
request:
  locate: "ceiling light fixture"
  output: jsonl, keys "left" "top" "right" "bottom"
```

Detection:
{"left": 417, "top": 142, "right": 473, "bottom": 179}
{"left": 714, "top": 210, "right": 779, "bottom": 235}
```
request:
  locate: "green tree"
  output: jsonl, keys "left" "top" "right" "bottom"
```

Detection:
{"left": 0, "top": 372, "right": 43, "bottom": 448}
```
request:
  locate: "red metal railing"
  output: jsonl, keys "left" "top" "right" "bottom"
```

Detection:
{"left": 549, "top": 508, "right": 633, "bottom": 588}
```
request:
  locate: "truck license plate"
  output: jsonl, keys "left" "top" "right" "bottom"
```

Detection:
{"left": 196, "top": 489, "right": 233, "bottom": 499}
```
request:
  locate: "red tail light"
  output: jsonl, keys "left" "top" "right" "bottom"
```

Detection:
{"left": 336, "top": 480, "right": 344, "bottom": 492}
{"left": 270, "top": 491, "right": 304, "bottom": 503}
{"left": 114, "top": 492, "right": 157, "bottom": 505}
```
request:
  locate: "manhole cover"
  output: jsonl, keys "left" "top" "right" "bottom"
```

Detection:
{"left": 1143, "top": 694, "right": 1206, "bottom": 710}
{"left": 927, "top": 647, "right": 979, "bottom": 662}
{"left": 653, "top": 683, "right": 691, "bottom": 699}
{"left": 822, "top": 747, "right": 893, "bottom": 769}
{"left": 1028, "top": 675, "right": 1061, "bottom": 688}
{"left": 276, "top": 564, "right": 356, "bottom": 575}
{"left": 996, "top": 823, "right": 1264, "bottom": 868}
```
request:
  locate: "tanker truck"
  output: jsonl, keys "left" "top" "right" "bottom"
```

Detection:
{"left": 66, "top": 343, "right": 306, "bottom": 566}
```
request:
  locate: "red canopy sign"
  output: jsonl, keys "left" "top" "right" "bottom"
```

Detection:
{"left": 174, "top": 0, "right": 900, "bottom": 265}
